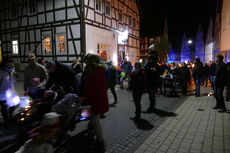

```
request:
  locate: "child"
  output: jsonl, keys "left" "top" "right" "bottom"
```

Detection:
{"left": 15, "top": 112, "right": 61, "bottom": 153}
{"left": 28, "top": 78, "right": 45, "bottom": 101}
{"left": 130, "top": 62, "right": 147, "bottom": 120}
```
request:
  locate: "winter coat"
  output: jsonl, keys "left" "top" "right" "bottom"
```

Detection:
{"left": 83, "top": 67, "right": 109, "bottom": 114}
{"left": 210, "top": 63, "right": 217, "bottom": 76}
{"left": 121, "top": 62, "right": 132, "bottom": 74}
{"left": 177, "top": 66, "right": 191, "bottom": 82}
{"left": 203, "top": 65, "right": 210, "bottom": 77}
{"left": 226, "top": 70, "right": 230, "bottom": 87}
{"left": 71, "top": 63, "right": 82, "bottom": 74}
{"left": 144, "top": 62, "right": 161, "bottom": 88}
{"left": 24, "top": 63, "right": 48, "bottom": 91}
{"left": 130, "top": 69, "right": 147, "bottom": 94}
{"left": 215, "top": 62, "right": 227, "bottom": 88}
{"left": 46, "top": 62, "right": 78, "bottom": 93}
{"left": 192, "top": 62, "right": 204, "bottom": 79}
{"left": 0, "top": 68, "right": 15, "bottom": 101}
{"left": 107, "top": 66, "right": 117, "bottom": 87}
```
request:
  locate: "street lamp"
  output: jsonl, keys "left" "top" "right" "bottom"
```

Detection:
{"left": 188, "top": 40, "right": 192, "bottom": 44}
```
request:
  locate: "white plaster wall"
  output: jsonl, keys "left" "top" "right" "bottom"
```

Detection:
{"left": 85, "top": 24, "right": 118, "bottom": 64}
{"left": 205, "top": 43, "right": 214, "bottom": 63}
{"left": 221, "top": 0, "right": 230, "bottom": 52}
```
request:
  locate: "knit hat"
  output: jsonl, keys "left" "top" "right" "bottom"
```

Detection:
{"left": 32, "top": 78, "right": 40, "bottom": 86}
{"left": 41, "top": 112, "right": 60, "bottom": 126}
{"left": 28, "top": 51, "right": 36, "bottom": 60}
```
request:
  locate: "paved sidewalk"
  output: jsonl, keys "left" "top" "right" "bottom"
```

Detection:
{"left": 134, "top": 88, "right": 230, "bottom": 153}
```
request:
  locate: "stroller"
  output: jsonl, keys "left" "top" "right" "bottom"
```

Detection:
{"left": 162, "top": 73, "right": 177, "bottom": 96}
{"left": 15, "top": 94, "right": 93, "bottom": 153}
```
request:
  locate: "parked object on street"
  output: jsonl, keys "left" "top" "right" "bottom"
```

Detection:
{"left": 162, "top": 73, "right": 177, "bottom": 96}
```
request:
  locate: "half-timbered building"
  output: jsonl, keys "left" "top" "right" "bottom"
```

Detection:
{"left": 83, "top": 0, "right": 140, "bottom": 65}
{"left": 0, "top": 0, "right": 140, "bottom": 67}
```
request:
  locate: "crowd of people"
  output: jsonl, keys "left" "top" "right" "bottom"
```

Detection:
{"left": 0, "top": 50, "right": 230, "bottom": 152}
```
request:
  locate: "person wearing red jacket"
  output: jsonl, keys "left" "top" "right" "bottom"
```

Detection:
{"left": 79, "top": 54, "right": 109, "bottom": 151}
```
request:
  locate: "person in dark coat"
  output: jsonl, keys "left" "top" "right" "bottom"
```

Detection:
{"left": 213, "top": 55, "right": 227, "bottom": 112}
{"left": 192, "top": 58, "right": 204, "bottom": 97}
{"left": 144, "top": 51, "right": 160, "bottom": 112}
{"left": 210, "top": 61, "right": 217, "bottom": 90}
{"left": 46, "top": 61, "right": 78, "bottom": 93}
{"left": 202, "top": 63, "right": 210, "bottom": 87}
{"left": 107, "top": 61, "right": 118, "bottom": 105}
{"left": 130, "top": 62, "right": 147, "bottom": 120}
{"left": 120, "top": 58, "right": 132, "bottom": 89}
{"left": 71, "top": 58, "right": 82, "bottom": 74}
{"left": 225, "top": 62, "right": 230, "bottom": 100}
{"left": 79, "top": 54, "right": 109, "bottom": 151}
{"left": 177, "top": 63, "right": 191, "bottom": 95}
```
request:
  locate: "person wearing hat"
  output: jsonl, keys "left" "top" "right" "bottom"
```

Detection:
{"left": 213, "top": 55, "right": 227, "bottom": 112}
{"left": 45, "top": 60, "right": 78, "bottom": 93}
{"left": 0, "top": 57, "right": 16, "bottom": 127}
{"left": 15, "top": 112, "right": 61, "bottom": 153}
{"left": 24, "top": 52, "right": 48, "bottom": 92}
{"left": 192, "top": 58, "right": 204, "bottom": 97}
{"left": 144, "top": 51, "right": 160, "bottom": 113}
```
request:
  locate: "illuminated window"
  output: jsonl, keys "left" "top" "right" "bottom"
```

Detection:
{"left": 97, "top": 43, "right": 109, "bottom": 61}
{"left": 10, "top": 1, "right": 18, "bottom": 18}
{"left": 96, "top": 0, "right": 102, "bottom": 12}
{"left": 129, "top": 15, "right": 132, "bottom": 26}
{"left": 105, "top": 1, "right": 111, "bottom": 16}
{"left": 12, "top": 40, "right": 19, "bottom": 54}
{"left": 43, "top": 37, "right": 51, "bottom": 53}
{"left": 118, "top": 9, "right": 122, "bottom": 22}
{"left": 28, "top": 0, "right": 37, "bottom": 14}
{"left": 57, "top": 35, "right": 65, "bottom": 53}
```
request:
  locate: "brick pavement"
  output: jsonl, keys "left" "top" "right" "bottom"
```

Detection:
{"left": 134, "top": 87, "right": 230, "bottom": 153}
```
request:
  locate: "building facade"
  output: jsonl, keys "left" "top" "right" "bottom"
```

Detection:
{"left": 0, "top": 0, "right": 140, "bottom": 67}
{"left": 84, "top": 0, "right": 140, "bottom": 65}
{"left": 204, "top": 17, "right": 214, "bottom": 63}
{"left": 139, "top": 37, "right": 154, "bottom": 59}
{"left": 180, "top": 33, "right": 191, "bottom": 63}
{"left": 220, "top": 0, "right": 230, "bottom": 62}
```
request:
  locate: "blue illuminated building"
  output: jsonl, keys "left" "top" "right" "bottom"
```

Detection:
{"left": 180, "top": 33, "right": 191, "bottom": 63}
{"left": 168, "top": 47, "right": 175, "bottom": 63}
{"left": 195, "top": 25, "right": 205, "bottom": 63}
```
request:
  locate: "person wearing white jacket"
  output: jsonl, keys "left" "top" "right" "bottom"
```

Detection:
{"left": 0, "top": 57, "right": 16, "bottom": 127}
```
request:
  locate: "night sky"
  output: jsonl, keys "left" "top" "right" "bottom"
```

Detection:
{"left": 140, "top": 0, "right": 217, "bottom": 51}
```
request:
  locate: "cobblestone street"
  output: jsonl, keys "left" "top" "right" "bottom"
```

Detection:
{"left": 134, "top": 88, "right": 230, "bottom": 153}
